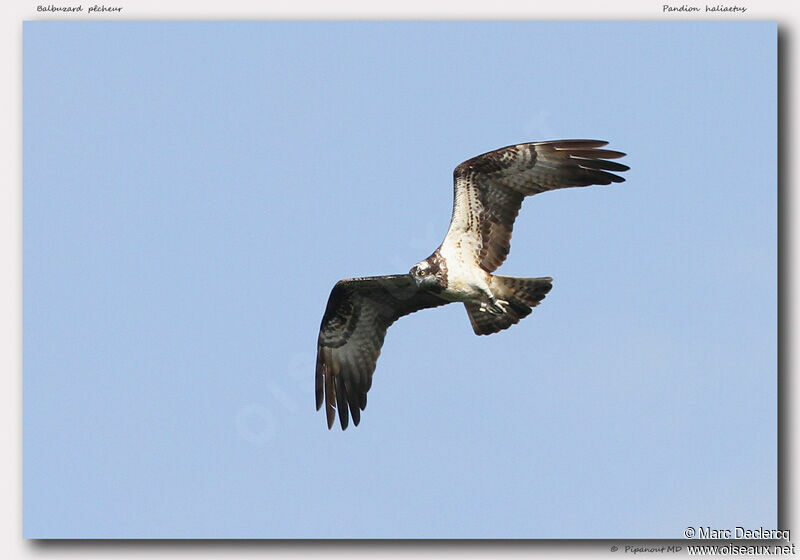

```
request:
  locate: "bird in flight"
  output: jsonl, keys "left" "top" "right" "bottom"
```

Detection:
{"left": 316, "top": 140, "right": 628, "bottom": 429}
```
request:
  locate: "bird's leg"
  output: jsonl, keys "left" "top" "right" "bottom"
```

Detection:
{"left": 481, "top": 295, "right": 510, "bottom": 315}
{"left": 474, "top": 280, "right": 509, "bottom": 315}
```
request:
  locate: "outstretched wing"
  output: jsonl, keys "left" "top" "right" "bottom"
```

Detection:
{"left": 316, "top": 275, "right": 449, "bottom": 429}
{"left": 445, "top": 140, "right": 629, "bottom": 273}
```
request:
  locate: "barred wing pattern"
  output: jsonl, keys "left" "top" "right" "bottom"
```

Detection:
{"left": 446, "top": 140, "right": 629, "bottom": 273}
{"left": 316, "top": 275, "right": 449, "bottom": 429}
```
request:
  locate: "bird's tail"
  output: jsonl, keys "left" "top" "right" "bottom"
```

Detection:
{"left": 464, "top": 276, "right": 553, "bottom": 335}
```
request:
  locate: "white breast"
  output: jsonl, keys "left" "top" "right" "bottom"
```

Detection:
{"left": 438, "top": 234, "right": 490, "bottom": 301}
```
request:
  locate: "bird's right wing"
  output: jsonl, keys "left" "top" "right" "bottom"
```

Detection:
{"left": 316, "top": 275, "right": 449, "bottom": 430}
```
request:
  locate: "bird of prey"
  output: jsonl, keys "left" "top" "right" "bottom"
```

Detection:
{"left": 316, "top": 140, "right": 628, "bottom": 429}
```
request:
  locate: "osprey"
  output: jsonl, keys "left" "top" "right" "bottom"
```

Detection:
{"left": 316, "top": 140, "right": 628, "bottom": 429}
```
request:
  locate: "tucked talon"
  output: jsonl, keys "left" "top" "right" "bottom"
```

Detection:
{"left": 486, "top": 298, "right": 510, "bottom": 315}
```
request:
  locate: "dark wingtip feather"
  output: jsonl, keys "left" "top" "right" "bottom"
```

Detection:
{"left": 342, "top": 374, "right": 361, "bottom": 427}
{"left": 334, "top": 376, "right": 349, "bottom": 430}
{"left": 602, "top": 171, "right": 627, "bottom": 183}
{"left": 584, "top": 170, "right": 626, "bottom": 185}
{"left": 315, "top": 387, "right": 323, "bottom": 411}
{"left": 326, "top": 406, "right": 334, "bottom": 429}
{"left": 567, "top": 148, "right": 627, "bottom": 159}
{"left": 315, "top": 348, "right": 324, "bottom": 411}
{"left": 324, "top": 353, "right": 336, "bottom": 429}
{"left": 547, "top": 139, "right": 609, "bottom": 149}
{"left": 573, "top": 157, "right": 630, "bottom": 172}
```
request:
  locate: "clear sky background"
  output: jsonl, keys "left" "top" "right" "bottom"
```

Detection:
{"left": 23, "top": 21, "right": 776, "bottom": 538}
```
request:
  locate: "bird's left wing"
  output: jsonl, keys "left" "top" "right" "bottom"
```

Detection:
{"left": 444, "top": 140, "right": 629, "bottom": 273}
{"left": 316, "top": 275, "right": 449, "bottom": 429}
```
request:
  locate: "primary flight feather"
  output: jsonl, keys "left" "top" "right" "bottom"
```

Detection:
{"left": 316, "top": 139, "right": 629, "bottom": 429}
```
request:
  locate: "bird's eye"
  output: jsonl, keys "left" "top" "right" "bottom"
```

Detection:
{"left": 418, "top": 269, "right": 426, "bottom": 276}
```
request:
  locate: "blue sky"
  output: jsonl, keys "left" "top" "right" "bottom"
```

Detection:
{"left": 23, "top": 21, "right": 776, "bottom": 538}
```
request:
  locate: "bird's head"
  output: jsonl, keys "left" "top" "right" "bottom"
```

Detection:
{"left": 409, "top": 254, "right": 447, "bottom": 292}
